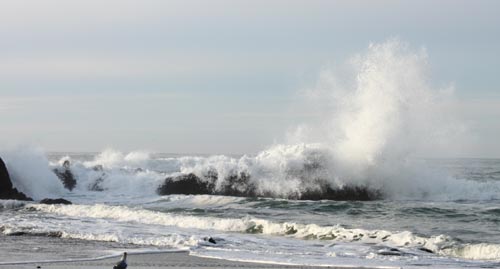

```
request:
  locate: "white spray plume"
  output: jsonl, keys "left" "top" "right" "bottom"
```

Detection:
{"left": 295, "top": 39, "right": 462, "bottom": 163}
{"left": 1, "top": 146, "right": 65, "bottom": 200}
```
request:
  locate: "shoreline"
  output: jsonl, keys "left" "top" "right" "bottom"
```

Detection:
{"left": 0, "top": 251, "right": 399, "bottom": 269}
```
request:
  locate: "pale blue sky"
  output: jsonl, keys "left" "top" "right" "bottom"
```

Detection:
{"left": 0, "top": 0, "right": 499, "bottom": 156}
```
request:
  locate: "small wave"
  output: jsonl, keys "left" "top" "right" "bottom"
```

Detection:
{"left": 0, "top": 249, "right": 187, "bottom": 266}
{"left": 0, "top": 225, "right": 63, "bottom": 237}
{"left": 484, "top": 208, "right": 500, "bottom": 215}
{"left": 0, "top": 199, "right": 28, "bottom": 210}
{"left": 59, "top": 231, "right": 196, "bottom": 250}
{"left": 443, "top": 243, "right": 500, "bottom": 261}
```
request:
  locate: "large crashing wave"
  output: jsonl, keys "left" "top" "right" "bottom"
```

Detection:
{"left": 158, "top": 144, "right": 382, "bottom": 200}
{"left": 2, "top": 39, "right": 499, "bottom": 201}
{"left": 156, "top": 39, "right": 494, "bottom": 201}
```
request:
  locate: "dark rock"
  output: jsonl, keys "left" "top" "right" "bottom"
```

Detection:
{"left": 0, "top": 157, "right": 33, "bottom": 201}
{"left": 39, "top": 198, "right": 72, "bottom": 205}
{"left": 418, "top": 247, "right": 434, "bottom": 254}
{"left": 219, "top": 171, "right": 257, "bottom": 197}
{"left": 53, "top": 160, "right": 77, "bottom": 191}
{"left": 157, "top": 173, "right": 215, "bottom": 195}
{"left": 378, "top": 250, "right": 403, "bottom": 256}
{"left": 204, "top": 237, "right": 216, "bottom": 244}
{"left": 0, "top": 157, "right": 13, "bottom": 191}
{"left": 89, "top": 176, "right": 105, "bottom": 191}
{"left": 157, "top": 171, "right": 382, "bottom": 201}
{"left": 298, "top": 183, "right": 382, "bottom": 201}
{"left": 7, "top": 231, "right": 27, "bottom": 236}
{"left": 92, "top": 165, "right": 103, "bottom": 171}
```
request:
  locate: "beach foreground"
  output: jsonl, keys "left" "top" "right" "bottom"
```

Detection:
{"left": 0, "top": 251, "right": 387, "bottom": 269}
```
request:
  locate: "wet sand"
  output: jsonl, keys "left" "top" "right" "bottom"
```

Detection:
{"left": 0, "top": 251, "right": 392, "bottom": 269}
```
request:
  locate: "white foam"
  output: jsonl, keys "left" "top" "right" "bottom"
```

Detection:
{"left": 443, "top": 243, "right": 500, "bottom": 260}
{"left": 29, "top": 203, "right": 500, "bottom": 261}
{"left": 83, "top": 149, "right": 152, "bottom": 169}
{"left": 0, "top": 199, "right": 28, "bottom": 209}
{"left": 1, "top": 147, "right": 65, "bottom": 200}
{"left": 60, "top": 231, "right": 196, "bottom": 250}
{"left": 0, "top": 249, "right": 187, "bottom": 266}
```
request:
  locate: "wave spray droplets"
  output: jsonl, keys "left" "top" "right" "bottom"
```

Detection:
{"left": 313, "top": 40, "right": 441, "bottom": 163}
{"left": 280, "top": 39, "right": 468, "bottom": 199}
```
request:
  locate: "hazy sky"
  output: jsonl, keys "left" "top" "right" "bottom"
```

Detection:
{"left": 0, "top": 0, "right": 499, "bottom": 156}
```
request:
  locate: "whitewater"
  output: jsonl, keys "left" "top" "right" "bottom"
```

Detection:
{"left": 1, "top": 40, "right": 499, "bottom": 268}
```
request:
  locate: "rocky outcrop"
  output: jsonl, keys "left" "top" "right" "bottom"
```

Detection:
{"left": 53, "top": 160, "right": 77, "bottom": 191}
{"left": 157, "top": 172, "right": 382, "bottom": 201}
{"left": 157, "top": 173, "right": 214, "bottom": 195}
{"left": 292, "top": 182, "right": 382, "bottom": 201}
{"left": 0, "top": 157, "right": 32, "bottom": 201}
{"left": 39, "top": 198, "right": 72, "bottom": 205}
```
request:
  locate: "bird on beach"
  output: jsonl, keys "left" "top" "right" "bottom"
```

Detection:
{"left": 113, "top": 252, "right": 127, "bottom": 269}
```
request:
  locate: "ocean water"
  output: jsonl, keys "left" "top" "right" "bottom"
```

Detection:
{"left": 1, "top": 150, "right": 500, "bottom": 269}
{"left": 1, "top": 40, "right": 499, "bottom": 268}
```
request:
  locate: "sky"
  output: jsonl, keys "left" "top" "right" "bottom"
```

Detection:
{"left": 0, "top": 0, "right": 499, "bottom": 157}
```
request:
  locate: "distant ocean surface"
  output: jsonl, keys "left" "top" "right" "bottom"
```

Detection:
{"left": 1, "top": 148, "right": 500, "bottom": 269}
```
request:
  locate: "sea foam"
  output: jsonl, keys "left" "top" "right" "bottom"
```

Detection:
{"left": 26, "top": 203, "right": 500, "bottom": 261}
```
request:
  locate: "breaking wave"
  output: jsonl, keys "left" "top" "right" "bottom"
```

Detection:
{"left": 9, "top": 203, "right": 497, "bottom": 261}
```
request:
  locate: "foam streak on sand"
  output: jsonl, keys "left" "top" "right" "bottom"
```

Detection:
{"left": 0, "top": 250, "right": 185, "bottom": 266}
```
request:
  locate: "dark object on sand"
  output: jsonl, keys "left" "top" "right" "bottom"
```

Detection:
{"left": 157, "top": 172, "right": 382, "bottom": 201}
{"left": 39, "top": 198, "right": 72, "bottom": 205}
{"left": 113, "top": 252, "right": 127, "bottom": 269}
{"left": 53, "top": 160, "right": 77, "bottom": 191}
{"left": 0, "top": 157, "right": 32, "bottom": 201}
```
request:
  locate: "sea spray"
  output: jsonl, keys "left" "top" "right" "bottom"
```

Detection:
{"left": 157, "top": 39, "right": 490, "bottom": 200}
{"left": 282, "top": 39, "right": 469, "bottom": 199}
{"left": 0, "top": 147, "right": 64, "bottom": 200}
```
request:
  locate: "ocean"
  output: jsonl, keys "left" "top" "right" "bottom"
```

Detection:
{"left": 1, "top": 148, "right": 500, "bottom": 269}
{"left": 1, "top": 40, "right": 499, "bottom": 268}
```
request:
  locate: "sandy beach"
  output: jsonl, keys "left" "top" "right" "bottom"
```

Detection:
{"left": 0, "top": 251, "right": 388, "bottom": 269}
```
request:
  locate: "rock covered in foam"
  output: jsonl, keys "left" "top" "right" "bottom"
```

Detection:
{"left": 296, "top": 183, "right": 382, "bottom": 201}
{"left": 157, "top": 173, "right": 214, "bottom": 195}
{"left": 0, "top": 157, "right": 33, "bottom": 201}
{"left": 53, "top": 160, "right": 77, "bottom": 191}
{"left": 156, "top": 172, "right": 381, "bottom": 201}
